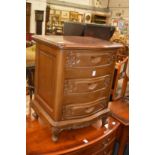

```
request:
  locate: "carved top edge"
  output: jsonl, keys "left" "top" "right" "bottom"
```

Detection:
{"left": 32, "top": 35, "right": 123, "bottom": 50}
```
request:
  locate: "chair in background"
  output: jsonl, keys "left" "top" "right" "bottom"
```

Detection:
{"left": 111, "top": 55, "right": 129, "bottom": 101}
{"left": 109, "top": 51, "right": 129, "bottom": 155}
{"left": 26, "top": 44, "right": 36, "bottom": 116}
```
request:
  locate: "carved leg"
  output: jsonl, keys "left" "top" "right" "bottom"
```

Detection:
{"left": 29, "top": 99, "right": 31, "bottom": 117}
{"left": 29, "top": 89, "right": 33, "bottom": 117}
{"left": 51, "top": 127, "right": 60, "bottom": 142}
{"left": 32, "top": 111, "right": 39, "bottom": 120}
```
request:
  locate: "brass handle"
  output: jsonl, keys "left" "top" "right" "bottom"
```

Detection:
{"left": 88, "top": 83, "right": 97, "bottom": 90}
{"left": 91, "top": 56, "right": 102, "bottom": 64}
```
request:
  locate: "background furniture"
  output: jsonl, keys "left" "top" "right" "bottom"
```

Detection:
{"left": 26, "top": 45, "right": 36, "bottom": 115}
{"left": 35, "top": 10, "right": 44, "bottom": 34}
{"left": 91, "top": 13, "right": 110, "bottom": 24}
{"left": 109, "top": 98, "right": 129, "bottom": 155}
{"left": 27, "top": 116, "right": 120, "bottom": 155}
{"left": 84, "top": 23, "right": 115, "bottom": 40}
{"left": 63, "top": 22, "right": 85, "bottom": 36}
{"left": 26, "top": 2, "right": 31, "bottom": 33}
{"left": 111, "top": 56, "right": 129, "bottom": 100}
{"left": 32, "top": 35, "right": 123, "bottom": 141}
{"left": 63, "top": 21, "right": 116, "bottom": 41}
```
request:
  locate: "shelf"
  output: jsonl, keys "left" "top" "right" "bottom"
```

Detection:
{"left": 47, "top": 0, "right": 111, "bottom": 13}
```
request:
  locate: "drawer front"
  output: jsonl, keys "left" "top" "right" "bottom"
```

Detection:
{"left": 65, "top": 65, "right": 114, "bottom": 79}
{"left": 63, "top": 99, "right": 108, "bottom": 119}
{"left": 93, "top": 141, "right": 115, "bottom": 155}
{"left": 64, "top": 75, "right": 111, "bottom": 94}
{"left": 102, "top": 130, "right": 117, "bottom": 148}
{"left": 65, "top": 50, "right": 116, "bottom": 68}
{"left": 91, "top": 130, "right": 117, "bottom": 155}
{"left": 66, "top": 133, "right": 116, "bottom": 155}
{"left": 64, "top": 88, "right": 109, "bottom": 105}
{"left": 102, "top": 140, "right": 115, "bottom": 155}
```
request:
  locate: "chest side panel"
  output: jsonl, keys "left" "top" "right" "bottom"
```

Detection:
{"left": 35, "top": 43, "right": 58, "bottom": 118}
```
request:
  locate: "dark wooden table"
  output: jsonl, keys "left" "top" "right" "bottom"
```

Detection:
{"left": 26, "top": 116, "right": 120, "bottom": 155}
{"left": 109, "top": 98, "right": 129, "bottom": 155}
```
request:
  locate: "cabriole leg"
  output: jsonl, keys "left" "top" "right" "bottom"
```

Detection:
{"left": 51, "top": 127, "right": 60, "bottom": 142}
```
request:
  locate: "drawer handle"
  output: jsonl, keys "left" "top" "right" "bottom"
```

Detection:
{"left": 102, "top": 137, "right": 112, "bottom": 147}
{"left": 76, "top": 58, "right": 80, "bottom": 64}
{"left": 91, "top": 56, "right": 102, "bottom": 64}
{"left": 102, "top": 141, "right": 108, "bottom": 147}
{"left": 88, "top": 83, "right": 97, "bottom": 90}
{"left": 85, "top": 107, "right": 95, "bottom": 113}
{"left": 107, "top": 137, "right": 111, "bottom": 142}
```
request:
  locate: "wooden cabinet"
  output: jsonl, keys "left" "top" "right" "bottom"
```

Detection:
{"left": 26, "top": 116, "right": 120, "bottom": 155}
{"left": 32, "top": 35, "right": 122, "bottom": 141}
{"left": 26, "top": 2, "right": 31, "bottom": 33}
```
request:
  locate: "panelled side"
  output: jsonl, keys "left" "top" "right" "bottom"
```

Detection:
{"left": 34, "top": 43, "right": 58, "bottom": 119}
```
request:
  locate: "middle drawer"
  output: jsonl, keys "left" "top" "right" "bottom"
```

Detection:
{"left": 64, "top": 75, "right": 111, "bottom": 94}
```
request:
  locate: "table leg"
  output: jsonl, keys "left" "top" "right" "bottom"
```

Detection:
{"left": 118, "top": 125, "right": 129, "bottom": 155}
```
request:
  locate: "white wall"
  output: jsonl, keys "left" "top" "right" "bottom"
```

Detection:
{"left": 91, "top": 0, "right": 108, "bottom": 8}
{"left": 109, "top": 0, "right": 129, "bottom": 19}
{"left": 26, "top": 0, "right": 47, "bottom": 34}
{"left": 48, "top": 0, "right": 129, "bottom": 19}
{"left": 54, "top": 0, "right": 91, "bottom": 6}
{"left": 49, "top": 4, "right": 92, "bottom": 15}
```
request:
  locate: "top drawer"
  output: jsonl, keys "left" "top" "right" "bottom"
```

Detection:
{"left": 65, "top": 50, "right": 116, "bottom": 68}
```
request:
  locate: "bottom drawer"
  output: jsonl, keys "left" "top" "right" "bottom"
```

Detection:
{"left": 63, "top": 99, "right": 108, "bottom": 119}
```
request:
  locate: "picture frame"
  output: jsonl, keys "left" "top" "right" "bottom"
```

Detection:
{"left": 55, "top": 10, "right": 61, "bottom": 15}
{"left": 77, "top": 13, "right": 84, "bottom": 22}
{"left": 69, "top": 11, "right": 78, "bottom": 21}
{"left": 50, "top": 9, "right": 55, "bottom": 15}
{"left": 51, "top": 15, "right": 60, "bottom": 26}
{"left": 61, "top": 11, "right": 69, "bottom": 19}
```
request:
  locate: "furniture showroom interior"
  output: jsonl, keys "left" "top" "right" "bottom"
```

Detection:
{"left": 26, "top": 0, "right": 129, "bottom": 155}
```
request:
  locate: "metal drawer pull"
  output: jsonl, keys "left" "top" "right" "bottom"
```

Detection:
{"left": 102, "top": 137, "right": 111, "bottom": 146}
{"left": 107, "top": 137, "right": 111, "bottom": 142}
{"left": 76, "top": 59, "right": 80, "bottom": 64}
{"left": 91, "top": 56, "right": 102, "bottom": 64}
{"left": 85, "top": 107, "right": 95, "bottom": 113}
{"left": 104, "top": 150, "right": 111, "bottom": 155}
{"left": 92, "top": 70, "right": 96, "bottom": 76}
{"left": 88, "top": 83, "right": 97, "bottom": 90}
{"left": 102, "top": 141, "right": 108, "bottom": 147}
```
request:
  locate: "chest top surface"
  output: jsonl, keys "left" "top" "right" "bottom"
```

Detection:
{"left": 32, "top": 35, "right": 123, "bottom": 50}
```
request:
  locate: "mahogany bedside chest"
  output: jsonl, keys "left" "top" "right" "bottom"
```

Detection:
{"left": 32, "top": 35, "right": 122, "bottom": 141}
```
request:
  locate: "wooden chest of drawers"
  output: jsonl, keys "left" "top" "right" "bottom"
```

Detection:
{"left": 32, "top": 35, "right": 122, "bottom": 141}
